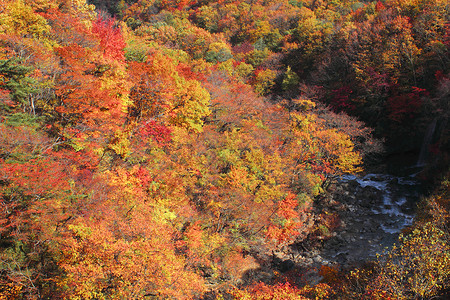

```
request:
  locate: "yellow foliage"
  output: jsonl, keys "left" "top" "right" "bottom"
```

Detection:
{"left": 109, "top": 129, "right": 131, "bottom": 158}
{"left": 287, "top": 111, "right": 363, "bottom": 180}
{"left": 254, "top": 68, "right": 276, "bottom": 95}
{"left": 67, "top": 223, "right": 93, "bottom": 240}
{"left": 292, "top": 98, "right": 316, "bottom": 111}
{"left": 0, "top": 0, "right": 50, "bottom": 37}
{"left": 251, "top": 20, "right": 272, "bottom": 43}
{"left": 208, "top": 41, "right": 231, "bottom": 53}
{"left": 24, "top": 0, "right": 59, "bottom": 11}
{"left": 172, "top": 78, "right": 211, "bottom": 132}
{"left": 371, "top": 204, "right": 450, "bottom": 299}
{"left": 63, "top": 0, "right": 96, "bottom": 26}
{"left": 234, "top": 61, "right": 254, "bottom": 79}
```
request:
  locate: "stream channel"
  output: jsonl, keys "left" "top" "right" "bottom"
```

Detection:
{"left": 319, "top": 173, "right": 421, "bottom": 264}
{"left": 269, "top": 171, "right": 424, "bottom": 284}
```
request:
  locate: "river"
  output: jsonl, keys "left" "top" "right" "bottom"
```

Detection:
{"left": 268, "top": 171, "right": 424, "bottom": 285}
{"left": 319, "top": 173, "right": 422, "bottom": 264}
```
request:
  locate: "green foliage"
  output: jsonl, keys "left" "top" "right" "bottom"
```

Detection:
{"left": 125, "top": 17, "right": 142, "bottom": 30}
{"left": 124, "top": 41, "right": 148, "bottom": 62}
{"left": 2, "top": 112, "right": 42, "bottom": 128}
{"left": 245, "top": 49, "right": 269, "bottom": 67}
{"left": 282, "top": 66, "right": 300, "bottom": 92}
{"left": 1, "top": 0, "right": 448, "bottom": 298}
{"left": 233, "top": 61, "right": 254, "bottom": 80}
{"left": 205, "top": 47, "right": 233, "bottom": 63}
{"left": 0, "top": 58, "right": 36, "bottom": 105}
{"left": 289, "top": 0, "right": 304, "bottom": 8}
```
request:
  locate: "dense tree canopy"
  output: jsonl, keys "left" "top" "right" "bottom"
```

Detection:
{"left": 0, "top": 0, "right": 448, "bottom": 299}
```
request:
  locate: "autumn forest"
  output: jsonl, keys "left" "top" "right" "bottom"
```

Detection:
{"left": 0, "top": 0, "right": 449, "bottom": 299}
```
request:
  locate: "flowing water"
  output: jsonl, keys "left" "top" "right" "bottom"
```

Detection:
{"left": 417, "top": 118, "right": 438, "bottom": 167}
{"left": 341, "top": 174, "right": 418, "bottom": 234}
{"left": 318, "top": 173, "right": 422, "bottom": 264}
{"left": 269, "top": 172, "right": 424, "bottom": 285}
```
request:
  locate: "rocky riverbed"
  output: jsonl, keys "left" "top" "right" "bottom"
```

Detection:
{"left": 318, "top": 173, "right": 421, "bottom": 264}
{"left": 266, "top": 173, "right": 423, "bottom": 285}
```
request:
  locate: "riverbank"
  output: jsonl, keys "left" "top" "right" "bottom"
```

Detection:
{"left": 248, "top": 172, "right": 424, "bottom": 287}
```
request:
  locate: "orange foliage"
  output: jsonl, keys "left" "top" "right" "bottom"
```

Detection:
{"left": 266, "top": 193, "right": 310, "bottom": 244}
{"left": 5, "top": 0, "right": 447, "bottom": 298}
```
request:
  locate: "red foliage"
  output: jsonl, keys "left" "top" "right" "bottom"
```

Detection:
{"left": 159, "top": 0, "right": 195, "bottom": 11}
{"left": 92, "top": 16, "right": 126, "bottom": 63}
{"left": 330, "top": 86, "right": 355, "bottom": 112}
{"left": 375, "top": 1, "right": 386, "bottom": 12}
{"left": 352, "top": 7, "right": 367, "bottom": 23}
{"left": 435, "top": 70, "right": 446, "bottom": 82}
{"left": 43, "top": 9, "right": 93, "bottom": 46}
{"left": 54, "top": 42, "right": 127, "bottom": 139}
{"left": 367, "top": 68, "right": 390, "bottom": 94}
{"left": 0, "top": 151, "right": 73, "bottom": 242}
{"left": 0, "top": 89, "right": 14, "bottom": 107}
{"left": 387, "top": 87, "right": 425, "bottom": 122}
{"left": 135, "top": 166, "right": 153, "bottom": 188}
{"left": 0, "top": 157, "right": 69, "bottom": 197}
{"left": 266, "top": 193, "right": 307, "bottom": 244}
{"left": 232, "top": 42, "right": 254, "bottom": 54}
{"left": 176, "top": 62, "right": 206, "bottom": 81}
{"left": 140, "top": 120, "right": 172, "bottom": 146}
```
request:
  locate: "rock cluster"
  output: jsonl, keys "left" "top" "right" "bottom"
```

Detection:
{"left": 251, "top": 174, "right": 422, "bottom": 285}
{"left": 310, "top": 174, "right": 420, "bottom": 265}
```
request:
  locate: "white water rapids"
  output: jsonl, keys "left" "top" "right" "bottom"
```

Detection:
{"left": 271, "top": 172, "right": 423, "bottom": 276}
{"left": 340, "top": 173, "right": 418, "bottom": 234}
{"left": 311, "top": 172, "right": 423, "bottom": 264}
{"left": 270, "top": 172, "right": 423, "bottom": 284}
